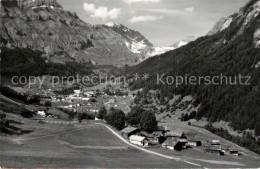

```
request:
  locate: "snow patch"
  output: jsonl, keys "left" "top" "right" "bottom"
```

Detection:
{"left": 31, "top": 5, "right": 54, "bottom": 9}
{"left": 105, "top": 22, "right": 116, "bottom": 27}
{"left": 177, "top": 41, "right": 188, "bottom": 48}
{"left": 125, "top": 40, "right": 147, "bottom": 54}
{"left": 147, "top": 46, "right": 175, "bottom": 57}
{"left": 123, "top": 28, "right": 130, "bottom": 32}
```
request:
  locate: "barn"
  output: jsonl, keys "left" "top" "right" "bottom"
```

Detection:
{"left": 162, "top": 138, "right": 185, "bottom": 151}
{"left": 186, "top": 133, "right": 202, "bottom": 147}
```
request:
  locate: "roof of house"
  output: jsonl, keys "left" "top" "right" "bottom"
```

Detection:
{"left": 165, "top": 130, "right": 184, "bottom": 137}
{"left": 157, "top": 126, "right": 166, "bottom": 131}
{"left": 204, "top": 145, "right": 222, "bottom": 151}
{"left": 122, "top": 126, "right": 138, "bottom": 134}
{"left": 162, "top": 138, "right": 179, "bottom": 146}
{"left": 129, "top": 135, "right": 146, "bottom": 142}
{"left": 186, "top": 134, "right": 198, "bottom": 141}
{"left": 209, "top": 140, "right": 220, "bottom": 144}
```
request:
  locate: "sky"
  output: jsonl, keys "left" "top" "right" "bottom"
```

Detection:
{"left": 57, "top": 0, "right": 249, "bottom": 46}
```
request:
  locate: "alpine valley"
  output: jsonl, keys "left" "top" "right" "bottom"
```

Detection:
{"left": 126, "top": 0, "right": 260, "bottom": 142}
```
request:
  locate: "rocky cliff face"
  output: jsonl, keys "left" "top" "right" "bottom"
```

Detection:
{"left": 207, "top": 17, "right": 234, "bottom": 35}
{"left": 208, "top": 0, "right": 260, "bottom": 49}
{"left": 0, "top": 0, "right": 147, "bottom": 66}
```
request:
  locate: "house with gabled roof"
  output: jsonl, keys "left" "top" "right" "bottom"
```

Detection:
{"left": 162, "top": 138, "right": 184, "bottom": 151}
{"left": 129, "top": 135, "right": 149, "bottom": 146}
{"left": 121, "top": 126, "right": 140, "bottom": 138}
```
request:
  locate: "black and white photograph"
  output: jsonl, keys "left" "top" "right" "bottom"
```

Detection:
{"left": 0, "top": 0, "right": 260, "bottom": 168}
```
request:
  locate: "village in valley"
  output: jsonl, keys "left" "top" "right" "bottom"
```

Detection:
{"left": 1, "top": 70, "right": 259, "bottom": 168}
{"left": 15, "top": 81, "right": 244, "bottom": 158}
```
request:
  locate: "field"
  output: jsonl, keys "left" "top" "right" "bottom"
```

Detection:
{"left": 1, "top": 112, "right": 260, "bottom": 168}
{"left": 1, "top": 93, "right": 259, "bottom": 168}
{"left": 0, "top": 113, "right": 195, "bottom": 168}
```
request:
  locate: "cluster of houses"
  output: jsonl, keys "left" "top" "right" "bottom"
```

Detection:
{"left": 34, "top": 89, "right": 100, "bottom": 103}
{"left": 204, "top": 140, "right": 240, "bottom": 156}
{"left": 121, "top": 126, "right": 202, "bottom": 151}
{"left": 32, "top": 89, "right": 102, "bottom": 116}
{"left": 57, "top": 102, "right": 99, "bottom": 113}
{"left": 121, "top": 126, "right": 240, "bottom": 156}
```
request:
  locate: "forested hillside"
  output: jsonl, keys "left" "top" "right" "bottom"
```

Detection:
{"left": 126, "top": 0, "right": 260, "bottom": 134}
{"left": 1, "top": 47, "right": 93, "bottom": 77}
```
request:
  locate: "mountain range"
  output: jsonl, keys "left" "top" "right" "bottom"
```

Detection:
{"left": 0, "top": 0, "right": 146, "bottom": 66}
{"left": 0, "top": 0, "right": 192, "bottom": 66}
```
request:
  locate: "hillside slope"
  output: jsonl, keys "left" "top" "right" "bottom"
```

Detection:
{"left": 127, "top": 0, "right": 260, "bottom": 134}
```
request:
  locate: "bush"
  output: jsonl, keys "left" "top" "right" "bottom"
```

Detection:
{"left": 97, "top": 106, "right": 107, "bottom": 119}
{"left": 44, "top": 100, "right": 52, "bottom": 107}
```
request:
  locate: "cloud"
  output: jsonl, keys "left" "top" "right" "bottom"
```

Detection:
{"left": 142, "top": 8, "right": 182, "bottom": 15}
{"left": 83, "top": 2, "right": 121, "bottom": 20}
{"left": 129, "top": 15, "right": 164, "bottom": 23}
{"left": 124, "top": 0, "right": 160, "bottom": 4}
{"left": 185, "top": 7, "right": 194, "bottom": 12}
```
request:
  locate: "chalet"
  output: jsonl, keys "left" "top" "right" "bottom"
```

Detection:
{"left": 186, "top": 133, "right": 202, "bottom": 147}
{"left": 162, "top": 138, "right": 184, "bottom": 151}
{"left": 122, "top": 127, "right": 140, "bottom": 138}
{"left": 204, "top": 145, "right": 224, "bottom": 155}
{"left": 129, "top": 135, "right": 149, "bottom": 146}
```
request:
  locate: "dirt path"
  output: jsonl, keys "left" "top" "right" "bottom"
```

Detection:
{"left": 97, "top": 123, "right": 202, "bottom": 167}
